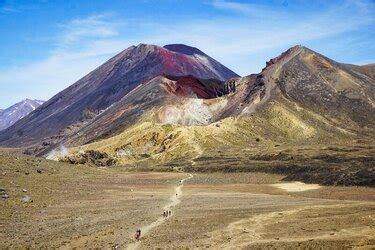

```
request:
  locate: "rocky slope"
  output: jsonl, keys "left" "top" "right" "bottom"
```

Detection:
{"left": 0, "top": 44, "right": 374, "bottom": 187}
{"left": 70, "top": 46, "right": 374, "bottom": 151}
{"left": 57, "top": 46, "right": 375, "bottom": 187}
{"left": 57, "top": 74, "right": 235, "bottom": 149}
{"left": 0, "top": 99, "right": 44, "bottom": 131}
{"left": 0, "top": 44, "right": 238, "bottom": 151}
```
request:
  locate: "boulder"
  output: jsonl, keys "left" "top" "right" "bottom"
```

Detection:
{"left": 20, "top": 196, "right": 33, "bottom": 203}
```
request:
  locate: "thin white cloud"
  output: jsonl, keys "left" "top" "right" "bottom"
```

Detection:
{"left": 57, "top": 13, "right": 120, "bottom": 48}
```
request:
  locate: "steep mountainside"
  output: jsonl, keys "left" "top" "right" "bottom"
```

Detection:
{"left": 1, "top": 45, "right": 374, "bottom": 165}
{"left": 226, "top": 46, "right": 375, "bottom": 131}
{"left": 0, "top": 44, "right": 239, "bottom": 150}
{"left": 58, "top": 74, "right": 235, "bottom": 149}
{"left": 59, "top": 46, "right": 374, "bottom": 168}
{"left": 53, "top": 46, "right": 375, "bottom": 186}
{"left": 1, "top": 44, "right": 373, "bottom": 186}
{"left": 78, "top": 46, "right": 374, "bottom": 147}
{"left": 0, "top": 99, "right": 44, "bottom": 131}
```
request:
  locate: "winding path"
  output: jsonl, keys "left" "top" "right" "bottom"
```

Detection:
{"left": 126, "top": 173, "right": 193, "bottom": 249}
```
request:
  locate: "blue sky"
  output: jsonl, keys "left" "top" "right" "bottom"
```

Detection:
{"left": 0, "top": 0, "right": 374, "bottom": 108}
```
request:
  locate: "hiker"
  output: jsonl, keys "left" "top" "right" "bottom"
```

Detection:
{"left": 168, "top": 210, "right": 171, "bottom": 216}
{"left": 134, "top": 229, "right": 141, "bottom": 241}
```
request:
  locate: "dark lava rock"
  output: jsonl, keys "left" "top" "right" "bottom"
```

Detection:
{"left": 62, "top": 150, "right": 116, "bottom": 167}
{"left": 87, "top": 150, "right": 108, "bottom": 160}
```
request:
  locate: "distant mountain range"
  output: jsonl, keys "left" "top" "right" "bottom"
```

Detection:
{"left": 0, "top": 99, "right": 44, "bottom": 131}
{"left": 0, "top": 44, "right": 373, "bottom": 165}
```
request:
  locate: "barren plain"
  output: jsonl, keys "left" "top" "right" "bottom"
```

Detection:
{"left": 1, "top": 152, "right": 374, "bottom": 249}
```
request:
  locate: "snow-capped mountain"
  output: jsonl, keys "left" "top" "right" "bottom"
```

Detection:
{"left": 0, "top": 99, "right": 44, "bottom": 131}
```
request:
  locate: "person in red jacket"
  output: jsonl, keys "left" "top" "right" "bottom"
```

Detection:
{"left": 134, "top": 229, "right": 141, "bottom": 241}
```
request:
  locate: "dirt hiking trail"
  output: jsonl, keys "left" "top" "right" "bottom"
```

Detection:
{"left": 126, "top": 173, "right": 193, "bottom": 249}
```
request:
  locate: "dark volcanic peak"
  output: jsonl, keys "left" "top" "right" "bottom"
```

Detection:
{"left": 163, "top": 44, "right": 206, "bottom": 56}
{"left": 0, "top": 43, "right": 238, "bottom": 149}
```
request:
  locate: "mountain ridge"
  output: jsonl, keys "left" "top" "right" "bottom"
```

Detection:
{"left": 0, "top": 43, "right": 239, "bottom": 151}
{"left": 0, "top": 44, "right": 374, "bottom": 162}
{"left": 0, "top": 99, "right": 44, "bottom": 131}
{"left": 58, "top": 45, "right": 374, "bottom": 169}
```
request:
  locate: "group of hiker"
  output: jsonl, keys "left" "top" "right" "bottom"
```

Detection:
{"left": 133, "top": 210, "right": 173, "bottom": 241}
{"left": 127, "top": 176, "right": 189, "bottom": 246}
{"left": 163, "top": 210, "right": 172, "bottom": 218}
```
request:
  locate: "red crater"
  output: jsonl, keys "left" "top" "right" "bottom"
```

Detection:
{"left": 165, "top": 75, "right": 222, "bottom": 99}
